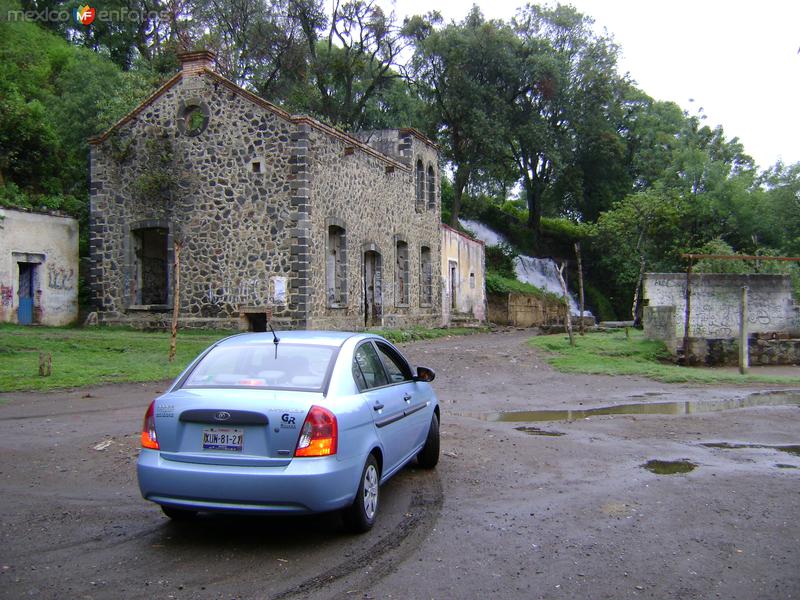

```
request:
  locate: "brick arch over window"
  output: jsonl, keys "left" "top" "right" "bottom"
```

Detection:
{"left": 326, "top": 219, "right": 347, "bottom": 307}
{"left": 427, "top": 164, "right": 435, "bottom": 210}
{"left": 395, "top": 237, "right": 409, "bottom": 306}
{"left": 415, "top": 159, "right": 425, "bottom": 210}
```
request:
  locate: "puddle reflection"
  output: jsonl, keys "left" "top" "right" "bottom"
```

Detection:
{"left": 471, "top": 391, "right": 800, "bottom": 423}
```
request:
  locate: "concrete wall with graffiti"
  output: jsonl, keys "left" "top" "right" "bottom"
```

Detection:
{"left": 643, "top": 273, "right": 800, "bottom": 344}
{"left": 0, "top": 208, "right": 79, "bottom": 326}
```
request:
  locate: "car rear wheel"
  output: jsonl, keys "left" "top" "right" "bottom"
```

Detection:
{"left": 161, "top": 505, "right": 198, "bottom": 521}
{"left": 343, "top": 454, "right": 380, "bottom": 533}
{"left": 416, "top": 413, "right": 439, "bottom": 469}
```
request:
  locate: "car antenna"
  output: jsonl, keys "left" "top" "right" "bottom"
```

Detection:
{"left": 268, "top": 322, "right": 280, "bottom": 358}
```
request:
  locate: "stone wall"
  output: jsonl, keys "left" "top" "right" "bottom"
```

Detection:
{"left": 644, "top": 273, "right": 800, "bottom": 340}
{"left": 304, "top": 127, "right": 441, "bottom": 329}
{"left": 0, "top": 208, "right": 79, "bottom": 326}
{"left": 682, "top": 334, "right": 800, "bottom": 367}
{"left": 441, "top": 225, "right": 486, "bottom": 325}
{"left": 89, "top": 53, "right": 443, "bottom": 330}
{"left": 488, "top": 292, "right": 564, "bottom": 327}
{"left": 90, "top": 70, "right": 297, "bottom": 328}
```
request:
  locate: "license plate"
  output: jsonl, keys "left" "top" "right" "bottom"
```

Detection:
{"left": 202, "top": 428, "right": 243, "bottom": 452}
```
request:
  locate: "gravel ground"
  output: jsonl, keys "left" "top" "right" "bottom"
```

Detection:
{"left": 0, "top": 329, "right": 798, "bottom": 599}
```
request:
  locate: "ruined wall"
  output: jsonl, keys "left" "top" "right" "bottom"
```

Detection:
{"left": 90, "top": 71, "right": 299, "bottom": 329}
{"left": 305, "top": 129, "right": 442, "bottom": 330}
{"left": 90, "top": 59, "right": 444, "bottom": 331}
{"left": 488, "top": 292, "right": 564, "bottom": 327}
{"left": 0, "top": 208, "right": 79, "bottom": 326}
{"left": 441, "top": 225, "right": 486, "bottom": 325}
{"left": 643, "top": 273, "right": 800, "bottom": 341}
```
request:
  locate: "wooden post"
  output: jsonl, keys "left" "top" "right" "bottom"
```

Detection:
{"left": 38, "top": 352, "right": 52, "bottom": 377}
{"left": 739, "top": 286, "right": 749, "bottom": 375}
{"left": 574, "top": 242, "right": 585, "bottom": 335}
{"left": 557, "top": 262, "right": 575, "bottom": 347}
{"left": 682, "top": 260, "right": 693, "bottom": 365}
{"left": 168, "top": 241, "right": 182, "bottom": 363}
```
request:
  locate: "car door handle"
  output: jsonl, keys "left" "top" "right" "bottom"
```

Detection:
{"left": 403, "top": 394, "right": 412, "bottom": 402}
{"left": 373, "top": 402, "right": 385, "bottom": 411}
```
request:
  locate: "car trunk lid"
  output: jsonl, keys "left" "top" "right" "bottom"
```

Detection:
{"left": 153, "top": 388, "right": 322, "bottom": 466}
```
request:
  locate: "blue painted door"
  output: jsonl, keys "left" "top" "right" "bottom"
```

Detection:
{"left": 18, "top": 297, "right": 33, "bottom": 325}
{"left": 17, "top": 262, "right": 35, "bottom": 325}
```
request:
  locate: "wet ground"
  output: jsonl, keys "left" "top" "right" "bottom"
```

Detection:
{"left": 1, "top": 329, "right": 798, "bottom": 599}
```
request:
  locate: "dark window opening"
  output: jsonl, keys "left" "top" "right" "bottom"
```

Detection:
{"left": 327, "top": 225, "right": 347, "bottom": 306}
{"left": 420, "top": 246, "right": 432, "bottom": 306}
{"left": 415, "top": 159, "right": 425, "bottom": 210}
{"left": 427, "top": 165, "right": 435, "bottom": 209}
{"left": 449, "top": 260, "right": 458, "bottom": 311}
{"left": 252, "top": 161, "right": 262, "bottom": 173}
{"left": 396, "top": 240, "right": 409, "bottom": 306}
{"left": 132, "top": 227, "right": 169, "bottom": 305}
{"left": 363, "top": 250, "right": 382, "bottom": 327}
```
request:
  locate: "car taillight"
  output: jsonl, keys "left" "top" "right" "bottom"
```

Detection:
{"left": 294, "top": 405, "right": 337, "bottom": 457}
{"left": 140, "top": 400, "right": 159, "bottom": 450}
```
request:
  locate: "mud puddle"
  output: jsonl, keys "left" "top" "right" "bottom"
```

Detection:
{"left": 702, "top": 442, "right": 800, "bottom": 457}
{"left": 468, "top": 391, "right": 800, "bottom": 423}
{"left": 514, "top": 426, "right": 565, "bottom": 436}
{"left": 642, "top": 459, "right": 697, "bottom": 475}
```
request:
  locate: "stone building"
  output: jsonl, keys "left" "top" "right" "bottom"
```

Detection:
{"left": 0, "top": 208, "right": 79, "bottom": 326}
{"left": 89, "top": 51, "right": 451, "bottom": 331}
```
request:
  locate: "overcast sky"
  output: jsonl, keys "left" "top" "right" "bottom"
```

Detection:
{"left": 381, "top": 0, "right": 800, "bottom": 170}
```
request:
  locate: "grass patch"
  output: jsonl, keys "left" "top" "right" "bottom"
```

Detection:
{"left": 485, "top": 272, "right": 562, "bottom": 303}
{"left": 0, "top": 324, "right": 488, "bottom": 392}
{"left": 0, "top": 324, "right": 232, "bottom": 392}
{"left": 368, "top": 326, "right": 488, "bottom": 344}
{"left": 529, "top": 329, "right": 800, "bottom": 385}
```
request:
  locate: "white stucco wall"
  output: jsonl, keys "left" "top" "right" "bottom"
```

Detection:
{"left": 441, "top": 224, "right": 486, "bottom": 325}
{"left": 0, "top": 208, "right": 79, "bottom": 326}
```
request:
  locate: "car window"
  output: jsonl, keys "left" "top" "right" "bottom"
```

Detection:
{"left": 183, "top": 343, "right": 335, "bottom": 391}
{"left": 353, "top": 343, "right": 389, "bottom": 391}
{"left": 375, "top": 342, "right": 412, "bottom": 384}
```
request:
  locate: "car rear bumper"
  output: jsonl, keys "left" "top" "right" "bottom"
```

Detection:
{"left": 137, "top": 449, "right": 362, "bottom": 514}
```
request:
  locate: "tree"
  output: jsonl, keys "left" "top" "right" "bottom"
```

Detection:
{"left": 508, "top": 4, "right": 623, "bottom": 238}
{"left": 196, "top": 0, "right": 312, "bottom": 98}
{"left": 289, "top": 0, "right": 408, "bottom": 130}
{"left": 405, "top": 8, "right": 516, "bottom": 226}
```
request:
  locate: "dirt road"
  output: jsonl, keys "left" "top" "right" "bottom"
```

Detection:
{"left": 1, "top": 329, "right": 798, "bottom": 599}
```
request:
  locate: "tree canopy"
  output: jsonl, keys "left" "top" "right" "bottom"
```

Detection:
{"left": 1, "top": 0, "right": 797, "bottom": 315}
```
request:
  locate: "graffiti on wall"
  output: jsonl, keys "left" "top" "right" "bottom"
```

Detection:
{"left": 644, "top": 274, "right": 799, "bottom": 338}
{"left": 0, "top": 285, "right": 12, "bottom": 307}
{"left": 47, "top": 264, "right": 75, "bottom": 291}
{"left": 199, "top": 275, "right": 288, "bottom": 307}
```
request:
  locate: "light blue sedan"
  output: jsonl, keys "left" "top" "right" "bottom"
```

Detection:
{"left": 137, "top": 330, "right": 439, "bottom": 532}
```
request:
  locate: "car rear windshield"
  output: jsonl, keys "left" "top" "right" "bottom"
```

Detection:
{"left": 182, "top": 343, "right": 337, "bottom": 392}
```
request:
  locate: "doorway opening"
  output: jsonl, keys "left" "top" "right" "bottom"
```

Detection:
{"left": 449, "top": 260, "right": 458, "bottom": 312}
{"left": 363, "top": 250, "right": 382, "bottom": 327}
{"left": 132, "top": 227, "right": 169, "bottom": 305}
{"left": 17, "top": 262, "right": 37, "bottom": 325}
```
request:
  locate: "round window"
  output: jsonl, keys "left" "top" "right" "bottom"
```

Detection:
{"left": 178, "top": 101, "right": 209, "bottom": 136}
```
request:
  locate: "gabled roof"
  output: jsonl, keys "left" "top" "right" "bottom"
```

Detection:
{"left": 88, "top": 68, "right": 412, "bottom": 172}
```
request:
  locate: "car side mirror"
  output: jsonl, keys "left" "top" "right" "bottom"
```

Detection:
{"left": 414, "top": 366, "right": 436, "bottom": 382}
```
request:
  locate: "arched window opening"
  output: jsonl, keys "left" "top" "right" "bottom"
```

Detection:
{"left": 327, "top": 225, "right": 347, "bottom": 306}
{"left": 396, "top": 240, "right": 409, "bottom": 306}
